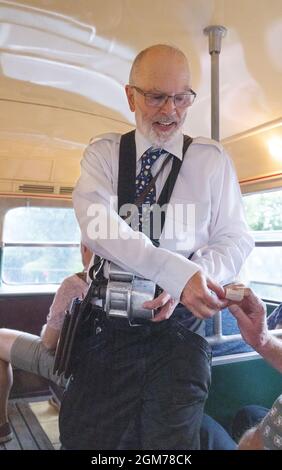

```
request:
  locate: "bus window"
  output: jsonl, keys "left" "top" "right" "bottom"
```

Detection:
{"left": 242, "top": 189, "right": 282, "bottom": 302}
{"left": 2, "top": 207, "right": 81, "bottom": 285}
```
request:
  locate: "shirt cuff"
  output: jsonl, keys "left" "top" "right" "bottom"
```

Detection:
{"left": 155, "top": 252, "right": 201, "bottom": 300}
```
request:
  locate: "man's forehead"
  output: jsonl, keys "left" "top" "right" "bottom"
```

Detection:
{"left": 136, "top": 52, "right": 190, "bottom": 85}
{"left": 138, "top": 67, "right": 191, "bottom": 92}
{"left": 140, "top": 50, "right": 188, "bottom": 69}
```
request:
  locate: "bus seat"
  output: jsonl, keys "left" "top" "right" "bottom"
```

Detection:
{"left": 267, "top": 303, "right": 282, "bottom": 329}
{"left": 205, "top": 308, "right": 253, "bottom": 357}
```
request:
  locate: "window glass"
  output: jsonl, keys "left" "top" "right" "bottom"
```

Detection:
{"left": 242, "top": 246, "right": 282, "bottom": 300}
{"left": 242, "top": 190, "right": 282, "bottom": 301}
{"left": 2, "top": 207, "right": 82, "bottom": 285}
{"left": 3, "top": 207, "right": 80, "bottom": 242}
{"left": 2, "top": 247, "right": 82, "bottom": 285}
{"left": 243, "top": 191, "right": 282, "bottom": 233}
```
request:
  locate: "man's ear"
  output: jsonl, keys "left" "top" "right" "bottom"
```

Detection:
{"left": 125, "top": 85, "right": 135, "bottom": 112}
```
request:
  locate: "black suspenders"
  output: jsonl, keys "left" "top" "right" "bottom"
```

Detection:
{"left": 89, "top": 132, "right": 192, "bottom": 280}
{"left": 118, "top": 130, "right": 193, "bottom": 243}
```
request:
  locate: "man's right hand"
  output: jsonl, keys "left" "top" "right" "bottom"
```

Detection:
{"left": 180, "top": 271, "right": 228, "bottom": 319}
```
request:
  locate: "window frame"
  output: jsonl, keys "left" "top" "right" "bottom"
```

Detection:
{"left": 0, "top": 199, "right": 80, "bottom": 292}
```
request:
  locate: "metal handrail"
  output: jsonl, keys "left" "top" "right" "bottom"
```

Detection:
{"left": 206, "top": 326, "right": 282, "bottom": 345}
{"left": 255, "top": 241, "right": 282, "bottom": 247}
{"left": 2, "top": 242, "right": 79, "bottom": 248}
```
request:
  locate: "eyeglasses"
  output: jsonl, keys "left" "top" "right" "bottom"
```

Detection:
{"left": 131, "top": 86, "right": 196, "bottom": 108}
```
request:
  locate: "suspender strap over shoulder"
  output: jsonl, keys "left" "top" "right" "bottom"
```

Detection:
{"left": 118, "top": 130, "right": 136, "bottom": 211}
{"left": 89, "top": 132, "right": 192, "bottom": 280}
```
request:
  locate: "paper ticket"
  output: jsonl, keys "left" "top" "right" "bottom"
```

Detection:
{"left": 225, "top": 286, "right": 245, "bottom": 301}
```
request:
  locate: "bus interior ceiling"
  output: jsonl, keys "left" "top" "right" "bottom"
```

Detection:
{"left": 0, "top": 0, "right": 281, "bottom": 443}
{"left": 0, "top": 0, "right": 281, "bottom": 196}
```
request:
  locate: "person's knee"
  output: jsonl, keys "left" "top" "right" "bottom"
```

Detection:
{"left": 200, "top": 414, "right": 236, "bottom": 450}
{"left": 0, "top": 328, "right": 23, "bottom": 362}
{"left": 231, "top": 405, "right": 269, "bottom": 441}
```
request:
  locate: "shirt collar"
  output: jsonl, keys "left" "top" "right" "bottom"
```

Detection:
{"left": 135, "top": 129, "right": 184, "bottom": 161}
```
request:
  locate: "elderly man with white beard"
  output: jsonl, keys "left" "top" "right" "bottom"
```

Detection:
{"left": 59, "top": 44, "right": 254, "bottom": 450}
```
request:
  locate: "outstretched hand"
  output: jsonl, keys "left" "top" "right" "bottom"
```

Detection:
{"left": 180, "top": 271, "right": 228, "bottom": 319}
{"left": 228, "top": 288, "right": 268, "bottom": 350}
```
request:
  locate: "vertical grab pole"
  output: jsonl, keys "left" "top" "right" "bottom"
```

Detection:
{"left": 203, "top": 25, "right": 227, "bottom": 338}
{"left": 203, "top": 25, "right": 227, "bottom": 141}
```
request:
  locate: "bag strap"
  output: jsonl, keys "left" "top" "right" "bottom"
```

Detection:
{"left": 118, "top": 131, "right": 193, "bottom": 244}
{"left": 152, "top": 135, "right": 192, "bottom": 245}
{"left": 157, "top": 135, "right": 192, "bottom": 209}
{"left": 117, "top": 130, "right": 173, "bottom": 210}
{"left": 134, "top": 154, "right": 172, "bottom": 207}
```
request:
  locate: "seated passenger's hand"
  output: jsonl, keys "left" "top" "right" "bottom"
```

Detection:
{"left": 228, "top": 288, "right": 265, "bottom": 317}
{"left": 143, "top": 291, "right": 178, "bottom": 322}
{"left": 180, "top": 271, "right": 228, "bottom": 319}
{"left": 228, "top": 288, "right": 269, "bottom": 350}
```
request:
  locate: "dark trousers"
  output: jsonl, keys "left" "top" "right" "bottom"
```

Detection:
{"left": 119, "top": 414, "right": 237, "bottom": 450}
{"left": 231, "top": 405, "right": 269, "bottom": 442}
{"left": 200, "top": 414, "right": 236, "bottom": 450}
{"left": 59, "top": 315, "right": 211, "bottom": 450}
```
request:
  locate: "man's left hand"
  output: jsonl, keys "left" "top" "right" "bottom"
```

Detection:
{"left": 143, "top": 291, "right": 178, "bottom": 322}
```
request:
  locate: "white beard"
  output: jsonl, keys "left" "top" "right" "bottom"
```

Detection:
{"left": 148, "top": 125, "right": 183, "bottom": 147}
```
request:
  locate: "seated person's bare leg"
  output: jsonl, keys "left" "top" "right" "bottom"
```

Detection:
{"left": 0, "top": 329, "right": 25, "bottom": 441}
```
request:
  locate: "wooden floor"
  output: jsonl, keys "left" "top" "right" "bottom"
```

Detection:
{"left": 0, "top": 399, "right": 54, "bottom": 450}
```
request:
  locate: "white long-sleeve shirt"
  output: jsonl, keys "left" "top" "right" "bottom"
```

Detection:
{"left": 73, "top": 130, "right": 254, "bottom": 300}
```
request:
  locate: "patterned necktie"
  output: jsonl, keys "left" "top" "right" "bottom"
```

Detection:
{"left": 135, "top": 147, "right": 167, "bottom": 233}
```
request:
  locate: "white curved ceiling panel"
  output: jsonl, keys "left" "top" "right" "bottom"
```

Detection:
{"left": 0, "top": 0, "right": 281, "bottom": 186}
